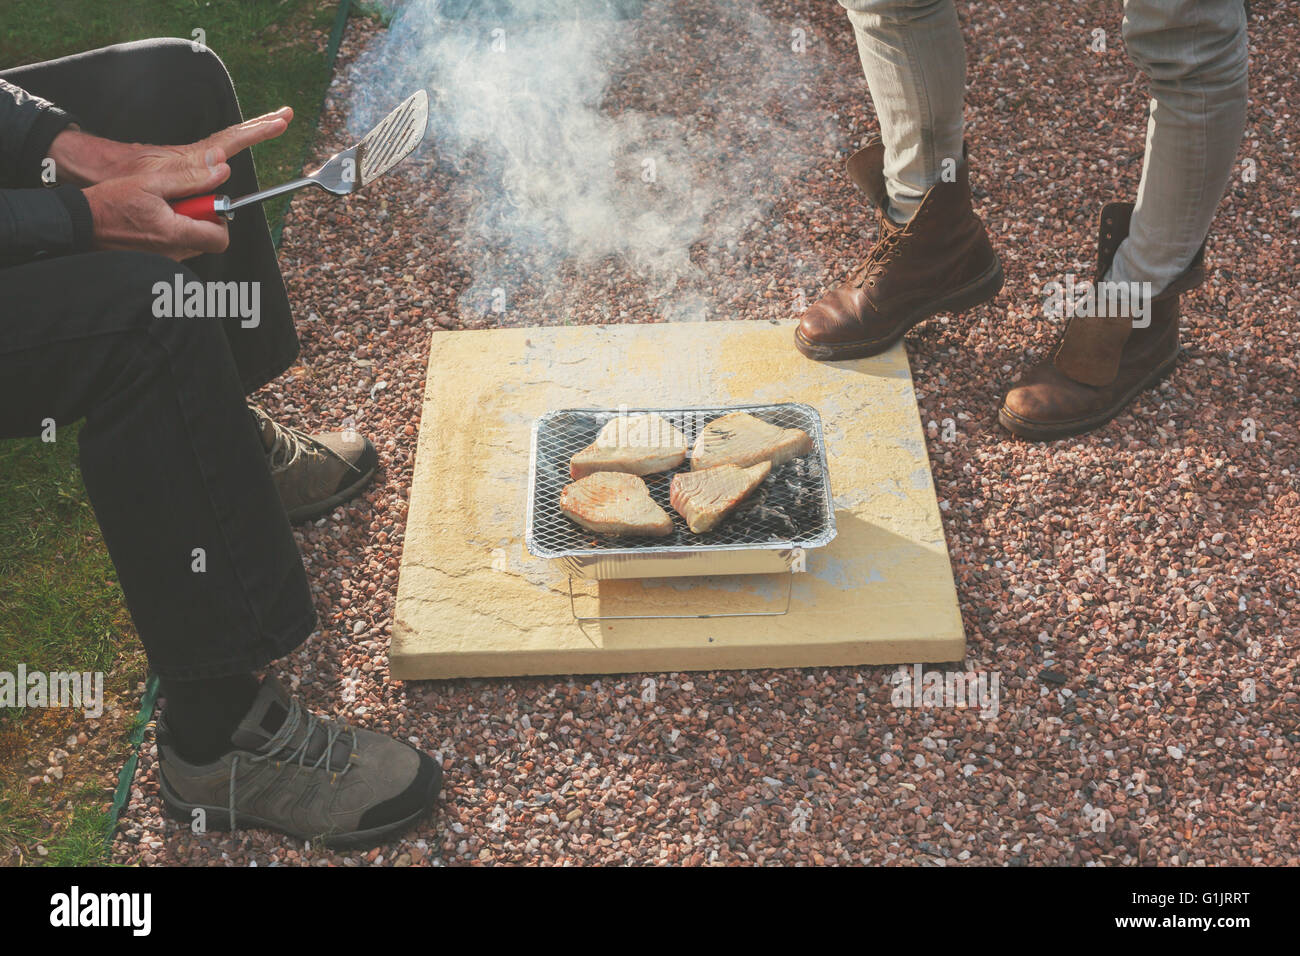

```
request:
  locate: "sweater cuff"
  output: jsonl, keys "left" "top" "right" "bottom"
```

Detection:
{"left": 20, "top": 105, "right": 79, "bottom": 187}
{"left": 50, "top": 184, "right": 94, "bottom": 252}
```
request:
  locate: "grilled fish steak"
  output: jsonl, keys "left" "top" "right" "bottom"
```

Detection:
{"left": 560, "top": 472, "right": 674, "bottom": 536}
{"left": 691, "top": 412, "right": 813, "bottom": 471}
{"left": 569, "top": 413, "right": 688, "bottom": 479}
{"left": 670, "top": 461, "right": 772, "bottom": 534}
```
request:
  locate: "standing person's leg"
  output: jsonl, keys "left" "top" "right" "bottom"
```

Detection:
{"left": 999, "top": 0, "right": 1248, "bottom": 440}
{"left": 2, "top": 39, "right": 378, "bottom": 520}
{"left": 841, "top": 0, "right": 966, "bottom": 222}
{"left": 795, "top": 0, "right": 1000, "bottom": 361}
{"left": 1110, "top": 0, "right": 1249, "bottom": 294}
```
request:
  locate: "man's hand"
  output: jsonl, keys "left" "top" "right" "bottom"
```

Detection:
{"left": 83, "top": 157, "right": 233, "bottom": 261}
{"left": 53, "top": 107, "right": 293, "bottom": 260}
{"left": 42, "top": 127, "right": 135, "bottom": 186}
{"left": 47, "top": 107, "right": 293, "bottom": 186}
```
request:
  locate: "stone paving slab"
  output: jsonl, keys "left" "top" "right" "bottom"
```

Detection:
{"left": 392, "top": 320, "right": 963, "bottom": 679}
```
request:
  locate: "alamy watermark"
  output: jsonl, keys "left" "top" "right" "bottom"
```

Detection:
{"left": 1042, "top": 273, "right": 1153, "bottom": 328}
{"left": 153, "top": 274, "right": 260, "bottom": 328}
{"left": 0, "top": 665, "right": 104, "bottom": 718}
{"left": 890, "top": 664, "right": 1000, "bottom": 719}
{"left": 49, "top": 886, "right": 150, "bottom": 936}
{"left": 593, "top": 405, "right": 691, "bottom": 447}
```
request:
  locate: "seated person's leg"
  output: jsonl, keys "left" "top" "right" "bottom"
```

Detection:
{"left": 1, "top": 39, "right": 296, "bottom": 387}
{"left": 0, "top": 250, "right": 440, "bottom": 847}
{"left": 1, "top": 40, "right": 377, "bottom": 521}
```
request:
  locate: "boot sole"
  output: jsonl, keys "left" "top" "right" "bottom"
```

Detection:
{"left": 157, "top": 759, "right": 443, "bottom": 852}
{"left": 997, "top": 350, "right": 1180, "bottom": 442}
{"left": 794, "top": 254, "right": 1004, "bottom": 361}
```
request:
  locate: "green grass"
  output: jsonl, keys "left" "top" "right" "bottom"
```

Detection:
{"left": 0, "top": 0, "right": 347, "bottom": 866}
{"left": 0, "top": 786, "right": 121, "bottom": 866}
{"left": 44, "top": 800, "right": 117, "bottom": 866}
{"left": 0, "top": 424, "right": 135, "bottom": 703}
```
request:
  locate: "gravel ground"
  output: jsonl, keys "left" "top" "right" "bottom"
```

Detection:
{"left": 113, "top": 1, "right": 1297, "bottom": 866}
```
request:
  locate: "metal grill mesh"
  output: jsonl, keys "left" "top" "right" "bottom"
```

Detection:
{"left": 527, "top": 404, "right": 835, "bottom": 557}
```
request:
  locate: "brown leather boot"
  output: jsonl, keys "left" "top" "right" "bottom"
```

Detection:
{"left": 794, "top": 135, "right": 1003, "bottom": 360}
{"left": 998, "top": 202, "right": 1206, "bottom": 441}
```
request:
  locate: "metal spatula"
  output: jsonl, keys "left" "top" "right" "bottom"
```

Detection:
{"left": 173, "top": 89, "right": 429, "bottom": 223}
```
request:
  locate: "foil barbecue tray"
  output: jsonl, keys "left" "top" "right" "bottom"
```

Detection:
{"left": 525, "top": 403, "right": 837, "bottom": 580}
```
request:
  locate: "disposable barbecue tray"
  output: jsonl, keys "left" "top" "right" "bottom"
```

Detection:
{"left": 525, "top": 403, "right": 837, "bottom": 581}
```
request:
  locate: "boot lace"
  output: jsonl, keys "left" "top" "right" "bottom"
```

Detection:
{"left": 251, "top": 406, "right": 336, "bottom": 473}
{"left": 227, "top": 698, "right": 357, "bottom": 833}
{"left": 849, "top": 215, "right": 912, "bottom": 289}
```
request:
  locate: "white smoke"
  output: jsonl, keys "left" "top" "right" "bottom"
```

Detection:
{"left": 346, "top": 0, "right": 842, "bottom": 324}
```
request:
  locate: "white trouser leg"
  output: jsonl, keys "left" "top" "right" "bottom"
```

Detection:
{"left": 1108, "top": 0, "right": 1249, "bottom": 293}
{"left": 839, "top": 0, "right": 967, "bottom": 222}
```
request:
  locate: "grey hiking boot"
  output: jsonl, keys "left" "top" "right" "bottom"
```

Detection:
{"left": 251, "top": 405, "right": 378, "bottom": 523}
{"left": 158, "top": 677, "right": 442, "bottom": 849}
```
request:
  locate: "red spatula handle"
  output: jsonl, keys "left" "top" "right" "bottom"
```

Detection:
{"left": 171, "top": 194, "right": 231, "bottom": 223}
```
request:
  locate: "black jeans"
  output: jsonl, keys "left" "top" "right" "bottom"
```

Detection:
{"left": 0, "top": 39, "right": 316, "bottom": 679}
